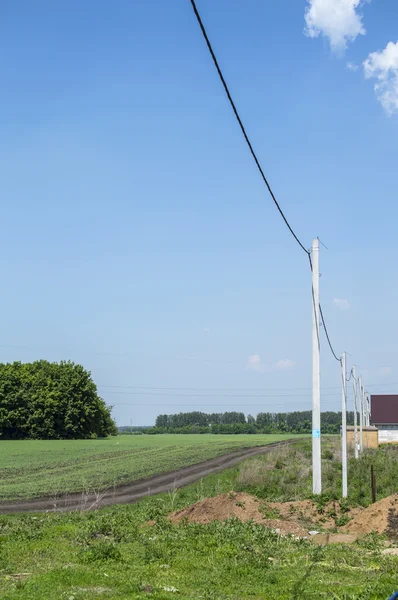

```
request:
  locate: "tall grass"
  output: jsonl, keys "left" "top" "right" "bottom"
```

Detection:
{"left": 236, "top": 438, "right": 398, "bottom": 506}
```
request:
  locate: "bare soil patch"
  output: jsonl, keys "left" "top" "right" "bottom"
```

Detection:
{"left": 343, "top": 494, "right": 398, "bottom": 536}
{"left": 169, "top": 492, "right": 361, "bottom": 537}
{"left": 170, "top": 492, "right": 309, "bottom": 536}
{"left": 169, "top": 492, "right": 398, "bottom": 541}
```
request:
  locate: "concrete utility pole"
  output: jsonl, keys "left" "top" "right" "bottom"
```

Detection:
{"left": 312, "top": 237, "right": 321, "bottom": 495}
{"left": 358, "top": 376, "right": 364, "bottom": 453}
{"left": 353, "top": 366, "right": 359, "bottom": 459}
{"left": 367, "top": 395, "right": 371, "bottom": 426}
{"left": 341, "top": 352, "right": 348, "bottom": 498}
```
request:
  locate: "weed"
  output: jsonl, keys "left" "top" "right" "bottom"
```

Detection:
{"left": 334, "top": 514, "right": 351, "bottom": 527}
{"left": 78, "top": 541, "right": 123, "bottom": 563}
{"left": 322, "top": 449, "right": 334, "bottom": 460}
{"left": 260, "top": 503, "right": 281, "bottom": 519}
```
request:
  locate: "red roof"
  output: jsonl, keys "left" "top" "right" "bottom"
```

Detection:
{"left": 371, "top": 395, "right": 398, "bottom": 424}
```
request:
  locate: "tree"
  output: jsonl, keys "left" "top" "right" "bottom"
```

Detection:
{"left": 0, "top": 360, "right": 116, "bottom": 439}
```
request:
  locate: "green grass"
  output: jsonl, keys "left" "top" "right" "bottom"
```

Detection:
{"left": 2, "top": 439, "right": 398, "bottom": 599}
{"left": 234, "top": 438, "right": 398, "bottom": 507}
{"left": 0, "top": 434, "right": 297, "bottom": 501}
{"left": 1, "top": 482, "right": 397, "bottom": 600}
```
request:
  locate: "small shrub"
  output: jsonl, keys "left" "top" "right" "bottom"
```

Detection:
{"left": 78, "top": 541, "right": 122, "bottom": 563}
{"left": 335, "top": 514, "right": 351, "bottom": 527}
{"left": 322, "top": 449, "right": 334, "bottom": 460}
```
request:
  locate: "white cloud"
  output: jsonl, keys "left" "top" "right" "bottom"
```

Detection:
{"left": 247, "top": 355, "right": 295, "bottom": 373}
{"left": 380, "top": 366, "right": 392, "bottom": 377}
{"left": 304, "top": 0, "right": 367, "bottom": 53}
{"left": 203, "top": 326, "right": 210, "bottom": 333}
{"left": 333, "top": 297, "right": 351, "bottom": 311}
{"left": 363, "top": 41, "right": 398, "bottom": 115}
{"left": 246, "top": 354, "right": 264, "bottom": 373}
{"left": 274, "top": 359, "right": 295, "bottom": 371}
{"left": 346, "top": 61, "right": 359, "bottom": 71}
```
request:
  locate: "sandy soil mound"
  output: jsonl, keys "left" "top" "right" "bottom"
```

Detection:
{"left": 169, "top": 492, "right": 357, "bottom": 537}
{"left": 170, "top": 492, "right": 308, "bottom": 536}
{"left": 169, "top": 491, "right": 398, "bottom": 540}
{"left": 343, "top": 494, "right": 398, "bottom": 535}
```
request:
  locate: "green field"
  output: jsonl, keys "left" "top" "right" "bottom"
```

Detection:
{"left": 1, "top": 453, "right": 397, "bottom": 600}
{"left": 0, "top": 434, "right": 295, "bottom": 501}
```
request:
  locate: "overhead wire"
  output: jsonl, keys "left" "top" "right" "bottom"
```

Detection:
{"left": 189, "top": 0, "right": 308, "bottom": 255}
{"left": 103, "top": 391, "right": 343, "bottom": 398}
{"left": 189, "top": 0, "right": 343, "bottom": 366}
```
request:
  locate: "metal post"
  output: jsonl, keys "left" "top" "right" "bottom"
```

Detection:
{"left": 353, "top": 366, "right": 359, "bottom": 459}
{"left": 341, "top": 352, "right": 348, "bottom": 498}
{"left": 312, "top": 238, "right": 321, "bottom": 494}
{"left": 371, "top": 465, "right": 376, "bottom": 503}
{"left": 359, "top": 376, "right": 363, "bottom": 452}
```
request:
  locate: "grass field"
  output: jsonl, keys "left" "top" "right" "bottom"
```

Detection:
{"left": 0, "top": 434, "right": 296, "bottom": 501}
{"left": 1, "top": 441, "right": 398, "bottom": 600}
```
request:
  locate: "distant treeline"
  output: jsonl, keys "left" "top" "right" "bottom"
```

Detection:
{"left": 118, "top": 426, "right": 151, "bottom": 435}
{"left": 149, "top": 411, "right": 354, "bottom": 435}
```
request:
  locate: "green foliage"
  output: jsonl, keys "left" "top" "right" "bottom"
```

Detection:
{"left": 0, "top": 360, "right": 116, "bottom": 440}
{"left": 235, "top": 438, "right": 398, "bottom": 512}
{"left": 78, "top": 541, "right": 123, "bottom": 563}
{"left": 153, "top": 410, "right": 354, "bottom": 434}
{"left": 347, "top": 445, "right": 398, "bottom": 506}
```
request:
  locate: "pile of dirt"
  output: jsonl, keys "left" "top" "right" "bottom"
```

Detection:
{"left": 170, "top": 492, "right": 309, "bottom": 537}
{"left": 265, "top": 499, "right": 361, "bottom": 530}
{"left": 169, "top": 492, "right": 360, "bottom": 537}
{"left": 343, "top": 494, "right": 398, "bottom": 536}
{"left": 169, "top": 492, "right": 398, "bottom": 539}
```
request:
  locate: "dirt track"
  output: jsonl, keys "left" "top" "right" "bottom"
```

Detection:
{"left": 0, "top": 440, "right": 291, "bottom": 514}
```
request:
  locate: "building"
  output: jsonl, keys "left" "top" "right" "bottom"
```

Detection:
{"left": 370, "top": 395, "right": 398, "bottom": 443}
{"left": 346, "top": 426, "right": 378, "bottom": 450}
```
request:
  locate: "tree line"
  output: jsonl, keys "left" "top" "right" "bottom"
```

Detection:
{"left": 0, "top": 360, "right": 117, "bottom": 439}
{"left": 151, "top": 410, "right": 354, "bottom": 435}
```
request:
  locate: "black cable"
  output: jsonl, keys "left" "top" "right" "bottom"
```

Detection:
{"left": 308, "top": 253, "right": 341, "bottom": 363}
{"left": 346, "top": 370, "right": 352, "bottom": 382}
{"left": 189, "top": 0, "right": 308, "bottom": 255}
{"left": 190, "top": 0, "right": 345, "bottom": 365}
{"left": 103, "top": 391, "right": 342, "bottom": 398}
{"left": 319, "top": 304, "right": 341, "bottom": 363}
{"left": 308, "top": 253, "right": 320, "bottom": 352}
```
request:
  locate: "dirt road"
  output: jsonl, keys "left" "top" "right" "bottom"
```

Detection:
{"left": 0, "top": 440, "right": 291, "bottom": 514}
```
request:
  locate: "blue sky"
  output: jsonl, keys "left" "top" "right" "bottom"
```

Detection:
{"left": 1, "top": 0, "right": 398, "bottom": 425}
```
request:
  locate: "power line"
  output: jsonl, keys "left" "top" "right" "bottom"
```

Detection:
{"left": 103, "top": 390, "right": 342, "bottom": 398}
{"left": 191, "top": 0, "right": 341, "bottom": 365}
{"left": 112, "top": 400, "right": 343, "bottom": 408}
{"left": 189, "top": 0, "right": 308, "bottom": 255}
{"left": 308, "top": 252, "right": 341, "bottom": 363}
{"left": 99, "top": 384, "right": 342, "bottom": 391}
{"left": 319, "top": 304, "right": 341, "bottom": 363}
{"left": 98, "top": 381, "right": 393, "bottom": 391}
